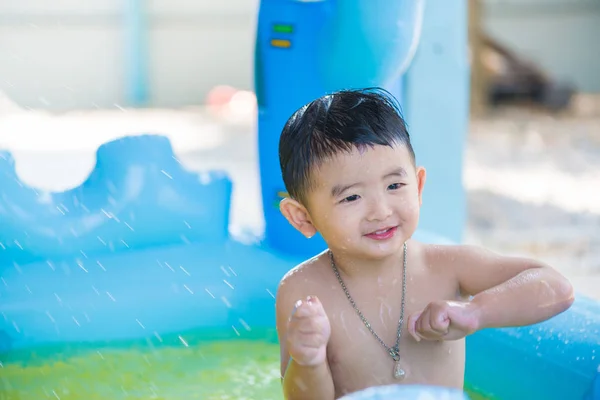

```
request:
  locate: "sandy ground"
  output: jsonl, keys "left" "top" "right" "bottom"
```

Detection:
{"left": 465, "top": 108, "right": 600, "bottom": 299}
{"left": 0, "top": 97, "right": 598, "bottom": 299}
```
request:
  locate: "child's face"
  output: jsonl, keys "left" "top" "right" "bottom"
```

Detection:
{"left": 281, "top": 144, "right": 426, "bottom": 260}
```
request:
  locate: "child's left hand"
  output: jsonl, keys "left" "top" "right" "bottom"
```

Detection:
{"left": 407, "top": 300, "right": 480, "bottom": 342}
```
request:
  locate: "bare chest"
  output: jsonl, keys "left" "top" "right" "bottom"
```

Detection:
{"left": 323, "top": 271, "right": 465, "bottom": 397}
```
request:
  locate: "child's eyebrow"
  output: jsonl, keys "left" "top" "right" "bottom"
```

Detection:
{"left": 331, "top": 183, "right": 360, "bottom": 198}
{"left": 383, "top": 167, "right": 408, "bottom": 179}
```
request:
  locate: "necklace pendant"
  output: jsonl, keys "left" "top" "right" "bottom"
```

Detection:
{"left": 394, "top": 360, "right": 406, "bottom": 380}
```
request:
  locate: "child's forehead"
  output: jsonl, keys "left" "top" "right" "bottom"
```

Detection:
{"left": 311, "top": 144, "right": 412, "bottom": 181}
{"left": 322, "top": 144, "right": 408, "bottom": 166}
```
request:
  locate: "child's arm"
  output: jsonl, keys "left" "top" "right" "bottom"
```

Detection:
{"left": 276, "top": 280, "right": 335, "bottom": 400}
{"left": 409, "top": 245, "right": 574, "bottom": 341}
{"left": 452, "top": 245, "right": 574, "bottom": 330}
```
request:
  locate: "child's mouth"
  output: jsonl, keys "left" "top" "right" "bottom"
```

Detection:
{"left": 365, "top": 226, "right": 398, "bottom": 240}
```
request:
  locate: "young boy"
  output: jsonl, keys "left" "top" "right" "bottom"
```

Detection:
{"left": 275, "top": 88, "right": 575, "bottom": 399}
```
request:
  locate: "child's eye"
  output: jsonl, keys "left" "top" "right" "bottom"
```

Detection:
{"left": 341, "top": 194, "right": 360, "bottom": 203}
{"left": 388, "top": 183, "right": 405, "bottom": 190}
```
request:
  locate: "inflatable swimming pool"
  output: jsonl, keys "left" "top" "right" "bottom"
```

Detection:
{"left": 1, "top": 0, "right": 599, "bottom": 399}
{"left": 1, "top": 135, "right": 598, "bottom": 399}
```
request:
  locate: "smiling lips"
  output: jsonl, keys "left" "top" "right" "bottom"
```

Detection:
{"left": 364, "top": 226, "right": 398, "bottom": 240}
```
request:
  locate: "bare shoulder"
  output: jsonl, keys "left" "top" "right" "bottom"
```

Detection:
{"left": 405, "top": 239, "right": 460, "bottom": 273}
{"left": 420, "top": 242, "right": 526, "bottom": 269}
{"left": 275, "top": 250, "right": 331, "bottom": 312}
{"left": 418, "top": 241, "right": 488, "bottom": 270}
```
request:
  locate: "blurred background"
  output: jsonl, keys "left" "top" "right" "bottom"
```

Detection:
{"left": 0, "top": 0, "right": 598, "bottom": 297}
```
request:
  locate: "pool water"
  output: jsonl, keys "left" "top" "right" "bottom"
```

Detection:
{"left": 0, "top": 328, "right": 489, "bottom": 400}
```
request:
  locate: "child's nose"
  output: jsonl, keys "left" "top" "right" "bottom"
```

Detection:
{"left": 366, "top": 198, "right": 393, "bottom": 222}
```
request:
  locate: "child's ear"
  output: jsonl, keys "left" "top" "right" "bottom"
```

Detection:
{"left": 416, "top": 166, "right": 426, "bottom": 206}
{"left": 279, "top": 198, "right": 317, "bottom": 239}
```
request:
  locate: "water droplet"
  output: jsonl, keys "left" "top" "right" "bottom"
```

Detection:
{"left": 220, "top": 265, "right": 231, "bottom": 277}
{"left": 232, "top": 325, "right": 240, "bottom": 336}
{"left": 136, "top": 319, "right": 146, "bottom": 329}
{"left": 223, "top": 280, "right": 234, "bottom": 290}
{"left": 76, "top": 260, "right": 88, "bottom": 273}
{"left": 221, "top": 296, "right": 232, "bottom": 308}
{"left": 180, "top": 266, "right": 191, "bottom": 276}
{"left": 266, "top": 289, "right": 275, "bottom": 298}
{"left": 205, "top": 288, "right": 215, "bottom": 298}
{"left": 106, "top": 292, "right": 116, "bottom": 302}
{"left": 46, "top": 311, "right": 55, "bottom": 323}
{"left": 183, "top": 284, "right": 193, "bottom": 294}
{"left": 161, "top": 170, "right": 173, "bottom": 179}
{"left": 13, "top": 263, "right": 22, "bottom": 274}
{"left": 239, "top": 318, "right": 251, "bottom": 331}
{"left": 178, "top": 335, "right": 189, "bottom": 347}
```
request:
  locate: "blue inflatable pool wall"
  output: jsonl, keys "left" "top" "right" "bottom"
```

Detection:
{"left": 0, "top": 136, "right": 232, "bottom": 265}
{"left": 1, "top": 0, "right": 599, "bottom": 399}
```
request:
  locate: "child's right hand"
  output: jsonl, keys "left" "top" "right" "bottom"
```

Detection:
{"left": 287, "top": 295, "right": 331, "bottom": 367}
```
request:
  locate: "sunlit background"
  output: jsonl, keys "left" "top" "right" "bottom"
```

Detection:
{"left": 1, "top": 0, "right": 597, "bottom": 294}
{"left": 0, "top": 0, "right": 599, "bottom": 399}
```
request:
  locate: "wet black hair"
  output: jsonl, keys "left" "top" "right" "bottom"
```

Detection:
{"left": 278, "top": 87, "right": 415, "bottom": 203}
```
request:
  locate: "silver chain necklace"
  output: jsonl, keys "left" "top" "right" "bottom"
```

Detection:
{"left": 329, "top": 241, "right": 407, "bottom": 380}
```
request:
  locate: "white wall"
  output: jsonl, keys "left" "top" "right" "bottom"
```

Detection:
{"left": 1, "top": 0, "right": 598, "bottom": 110}
{"left": 0, "top": 0, "right": 258, "bottom": 110}
{"left": 483, "top": 0, "right": 600, "bottom": 93}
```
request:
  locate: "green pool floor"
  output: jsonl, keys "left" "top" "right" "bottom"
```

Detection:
{"left": 0, "top": 328, "right": 488, "bottom": 400}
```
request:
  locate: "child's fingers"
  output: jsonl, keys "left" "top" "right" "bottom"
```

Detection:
{"left": 435, "top": 317, "right": 451, "bottom": 335}
{"left": 417, "top": 309, "right": 436, "bottom": 339}
{"left": 429, "top": 308, "right": 451, "bottom": 335}
{"left": 291, "top": 296, "right": 323, "bottom": 319}
{"left": 407, "top": 311, "right": 422, "bottom": 342}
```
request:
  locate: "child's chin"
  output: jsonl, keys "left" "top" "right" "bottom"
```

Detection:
{"left": 362, "top": 242, "right": 404, "bottom": 259}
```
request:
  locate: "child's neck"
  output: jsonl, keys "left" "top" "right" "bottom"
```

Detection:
{"left": 328, "top": 247, "right": 405, "bottom": 280}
